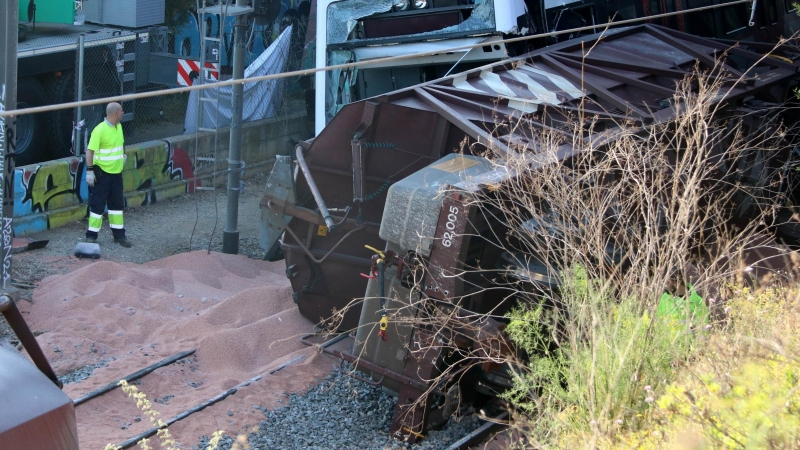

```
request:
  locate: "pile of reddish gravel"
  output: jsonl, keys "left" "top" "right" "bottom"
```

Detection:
{"left": 18, "top": 250, "right": 334, "bottom": 449}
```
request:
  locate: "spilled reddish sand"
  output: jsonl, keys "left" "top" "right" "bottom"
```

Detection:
{"left": 18, "top": 251, "right": 335, "bottom": 449}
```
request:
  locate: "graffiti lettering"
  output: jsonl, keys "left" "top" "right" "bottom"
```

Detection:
{"left": 2, "top": 218, "right": 9, "bottom": 248}
{"left": 22, "top": 159, "right": 87, "bottom": 213}
{"left": 0, "top": 84, "right": 9, "bottom": 289}
{"left": 123, "top": 146, "right": 195, "bottom": 204}
{"left": 170, "top": 147, "right": 196, "bottom": 193}
{"left": 3, "top": 166, "right": 11, "bottom": 207}
{"left": 2, "top": 217, "right": 10, "bottom": 287}
{"left": 2, "top": 121, "right": 12, "bottom": 213}
{"left": 4, "top": 122, "right": 15, "bottom": 153}
{"left": 0, "top": 83, "right": 5, "bottom": 205}
{"left": 194, "top": 152, "right": 215, "bottom": 168}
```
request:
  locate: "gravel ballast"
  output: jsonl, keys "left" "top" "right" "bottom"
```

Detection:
{"left": 59, "top": 358, "right": 112, "bottom": 385}
{"left": 196, "top": 364, "right": 482, "bottom": 450}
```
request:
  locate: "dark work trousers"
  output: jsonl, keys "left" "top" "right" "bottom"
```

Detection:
{"left": 86, "top": 167, "right": 126, "bottom": 240}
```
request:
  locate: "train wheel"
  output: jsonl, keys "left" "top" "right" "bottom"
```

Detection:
{"left": 15, "top": 78, "right": 49, "bottom": 166}
{"left": 47, "top": 65, "right": 119, "bottom": 159}
{"left": 45, "top": 70, "right": 77, "bottom": 159}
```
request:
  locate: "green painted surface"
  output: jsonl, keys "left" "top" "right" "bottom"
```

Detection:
{"left": 123, "top": 180, "right": 188, "bottom": 207}
{"left": 124, "top": 191, "right": 147, "bottom": 207}
{"left": 155, "top": 183, "right": 189, "bottom": 200}
{"left": 19, "top": 0, "right": 75, "bottom": 24}
{"left": 26, "top": 160, "right": 83, "bottom": 211}
{"left": 48, "top": 205, "right": 87, "bottom": 229}
{"left": 122, "top": 145, "right": 172, "bottom": 192}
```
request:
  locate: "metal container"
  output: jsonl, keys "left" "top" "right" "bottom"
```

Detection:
{"left": 83, "top": 0, "right": 165, "bottom": 28}
{"left": 0, "top": 340, "right": 78, "bottom": 450}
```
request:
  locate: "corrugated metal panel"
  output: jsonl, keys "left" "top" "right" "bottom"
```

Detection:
{"left": 84, "top": 0, "right": 165, "bottom": 28}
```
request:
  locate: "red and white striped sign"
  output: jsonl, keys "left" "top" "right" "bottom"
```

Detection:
{"left": 177, "top": 59, "right": 219, "bottom": 86}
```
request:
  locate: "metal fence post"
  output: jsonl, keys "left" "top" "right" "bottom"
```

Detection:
{"left": 0, "top": 0, "right": 19, "bottom": 290}
{"left": 76, "top": 33, "right": 85, "bottom": 155}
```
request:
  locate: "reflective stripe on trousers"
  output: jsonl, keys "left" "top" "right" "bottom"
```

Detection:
{"left": 86, "top": 168, "right": 126, "bottom": 239}
{"left": 108, "top": 210, "right": 124, "bottom": 229}
{"left": 88, "top": 212, "right": 103, "bottom": 232}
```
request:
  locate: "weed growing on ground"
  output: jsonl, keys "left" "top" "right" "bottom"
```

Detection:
{"left": 575, "top": 285, "right": 800, "bottom": 449}
{"left": 102, "top": 380, "right": 226, "bottom": 450}
{"left": 502, "top": 267, "right": 702, "bottom": 447}
{"left": 651, "top": 286, "right": 800, "bottom": 448}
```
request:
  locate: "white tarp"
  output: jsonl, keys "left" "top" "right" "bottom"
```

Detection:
{"left": 184, "top": 26, "right": 292, "bottom": 134}
{"left": 543, "top": 0, "right": 583, "bottom": 10}
{"left": 495, "top": 0, "right": 528, "bottom": 34}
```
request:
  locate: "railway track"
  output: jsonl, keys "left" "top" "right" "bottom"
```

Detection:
{"left": 68, "top": 349, "right": 305, "bottom": 449}
{"left": 7, "top": 295, "right": 501, "bottom": 450}
{"left": 66, "top": 340, "right": 502, "bottom": 450}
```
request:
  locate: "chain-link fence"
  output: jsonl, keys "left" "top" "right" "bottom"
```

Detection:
{"left": 40, "top": 5, "right": 311, "bottom": 163}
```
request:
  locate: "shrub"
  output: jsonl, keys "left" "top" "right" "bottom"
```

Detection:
{"left": 647, "top": 286, "right": 800, "bottom": 449}
{"left": 464, "top": 53, "right": 795, "bottom": 447}
{"left": 502, "top": 266, "right": 701, "bottom": 446}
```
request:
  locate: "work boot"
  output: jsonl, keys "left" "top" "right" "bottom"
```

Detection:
{"left": 114, "top": 237, "right": 132, "bottom": 248}
{"left": 85, "top": 236, "right": 97, "bottom": 243}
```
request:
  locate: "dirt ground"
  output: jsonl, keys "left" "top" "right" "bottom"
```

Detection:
{"left": 5, "top": 171, "right": 275, "bottom": 302}
{"left": 1, "top": 172, "right": 340, "bottom": 449}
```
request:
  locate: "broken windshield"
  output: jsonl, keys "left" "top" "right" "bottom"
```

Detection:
{"left": 326, "top": 0, "right": 496, "bottom": 45}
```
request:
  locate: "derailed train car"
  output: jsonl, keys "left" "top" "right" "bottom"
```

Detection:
{"left": 260, "top": 24, "right": 800, "bottom": 441}
{"left": 0, "top": 298, "right": 78, "bottom": 449}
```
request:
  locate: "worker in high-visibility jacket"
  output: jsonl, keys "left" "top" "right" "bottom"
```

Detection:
{"left": 84, "top": 103, "right": 131, "bottom": 247}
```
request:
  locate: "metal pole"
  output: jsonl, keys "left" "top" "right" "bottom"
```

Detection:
{"left": 197, "top": 7, "right": 207, "bottom": 120}
{"left": 0, "top": 0, "right": 19, "bottom": 290}
{"left": 76, "top": 33, "right": 85, "bottom": 155}
{"left": 295, "top": 144, "right": 336, "bottom": 231}
{"left": 222, "top": 0, "right": 247, "bottom": 254}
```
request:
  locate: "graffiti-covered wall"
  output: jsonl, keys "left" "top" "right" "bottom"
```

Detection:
{"left": 13, "top": 144, "right": 196, "bottom": 235}
{"left": 12, "top": 112, "right": 309, "bottom": 236}
{"left": 14, "top": 157, "right": 89, "bottom": 235}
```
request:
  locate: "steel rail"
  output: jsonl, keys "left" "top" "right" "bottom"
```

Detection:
{"left": 72, "top": 349, "right": 197, "bottom": 406}
{"left": 444, "top": 411, "right": 510, "bottom": 450}
{"left": 116, "top": 355, "right": 306, "bottom": 449}
{"left": 300, "top": 333, "right": 441, "bottom": 394}
{"left": 0, "top": 0, "right": 759, "bottom": 119}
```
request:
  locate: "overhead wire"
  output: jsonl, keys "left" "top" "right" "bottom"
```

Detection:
{"left": 0, "top": 0, "right": 761, "bottom": 119}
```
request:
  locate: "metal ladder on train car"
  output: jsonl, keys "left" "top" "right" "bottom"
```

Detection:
{"left": 194, "top": 1, "right": 252, "bottom": 192}
{"left": 117, "top": 36, "right": 137, "bottom": 133}
{"left": 194, "top": 3, "right": 225, "bottom": 193}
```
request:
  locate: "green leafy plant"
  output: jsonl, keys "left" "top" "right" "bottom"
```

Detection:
{"left": 501, "top": 267, "right": 699, "bottom": 446}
